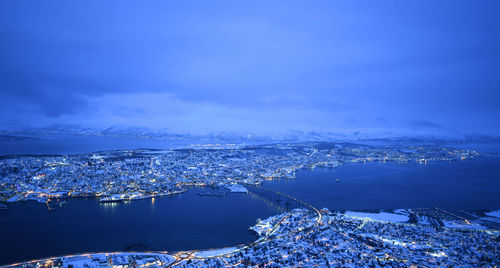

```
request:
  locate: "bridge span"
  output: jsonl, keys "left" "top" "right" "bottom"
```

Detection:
{"left": 168, "top": 185, "right": 323, "bottom": 266}
{"left": 245, "top": 184, "right": 322, "bottom": 218}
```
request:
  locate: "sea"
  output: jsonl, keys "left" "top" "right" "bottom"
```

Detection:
{"left": 0, "top": 135, "right": 499, "bottom": 265}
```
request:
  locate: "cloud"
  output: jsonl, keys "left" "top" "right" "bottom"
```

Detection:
{"left": 408, "top": 120, "right": 443, "bottom": 130}
{"left": 81, "top": 93, "right": 339, "bottom": 135}
{"left": 0, "top": 0, "right": 499, "bottom": 136}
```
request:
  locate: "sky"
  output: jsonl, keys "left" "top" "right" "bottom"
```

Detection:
{"left": 1, "top": 1, "right": 499, "bottom": 137}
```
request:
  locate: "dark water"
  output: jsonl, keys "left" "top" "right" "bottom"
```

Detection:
{"left": 264, "top": 157, "right": 500, "bottom": 210}
{"left": 0, "top": 189, "right": 279, "bottom": 265}
{"left": 1, "top": 159, "right": 499, "bottom": 265}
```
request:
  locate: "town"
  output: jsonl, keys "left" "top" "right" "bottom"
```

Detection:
{"left": 5, "top": 207, "right": 499, "bottom": 267}
{"left": 0, "top": 142, "right": 480, "bottom": 206}
{"left": 1, "top": 142, "right": 498, "bottom": 267}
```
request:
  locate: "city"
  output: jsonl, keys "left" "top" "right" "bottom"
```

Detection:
{"left": 2, "top": 142, "right": 499, "bottom": 267}
{"left": 0, "top": 142, "right": 480, "bottom": 206}
{"left": 1, "top": 0, "right": 499, "bottom": 266}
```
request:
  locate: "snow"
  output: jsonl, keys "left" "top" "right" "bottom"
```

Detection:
{"left": 224, "top": 184, "right": 248, "bottom": 193}
{"left": 6, "top": 195, "right": 22, "bottom": 202}
{"left": 418, "top": 216, "right": 431, "bottom": 225}
{"left": 345, "top": 211, "right": 409, "bottom": 223}
{"left": 250, "top": 214, "right": 282, "bottom": 236}
{"left": 63, "top": 256, "right": 95, "bottom": 268}
{"left": 481, "top": 216, "right": 500, "bottom": 224}
{"left": 194, "top": 247, "right": 240, "bottom": 258}
{"left": 443, "top": 221, "right": 486, "bottom": 230}
{"left": 485, "top": 210, "right": 500, "bottom": 218}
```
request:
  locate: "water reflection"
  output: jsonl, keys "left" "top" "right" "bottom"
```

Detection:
{"left": 99, "top": 202, "right": 120, "bottom": 209}
{"left": 0, "top": 188, "right": 283, "bottom": 265}
{"left": 246, "top": 191, "right": 288, "bottom": 213}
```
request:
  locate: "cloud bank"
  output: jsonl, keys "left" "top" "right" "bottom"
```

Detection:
{"left": 1, "top": 0, "right": 499, "bottom": 136}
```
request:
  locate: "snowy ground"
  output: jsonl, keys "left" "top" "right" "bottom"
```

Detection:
{"left": 194, "top": 247, "right": 240, "bottom": 258}
{"left": 485, "top": 210, "right": 500, "bottom": 218}
{"left": 345, "top": 211, "right": 409, "bottom": 223}
{"left": 480, "top": 216, "right": 500, "bottom": 224}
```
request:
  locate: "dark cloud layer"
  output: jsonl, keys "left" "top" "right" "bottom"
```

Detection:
{"left": 0, "top": 0, "right": 499, "bottom": 135}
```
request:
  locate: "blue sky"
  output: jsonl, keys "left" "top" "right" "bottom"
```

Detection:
{"left": 1, "top": 1, "right": 499, "bottom": 136}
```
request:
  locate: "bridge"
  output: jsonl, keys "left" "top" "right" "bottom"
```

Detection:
{"left": 8, "top": 185, "right": 324, "bottom": 268}
{"left": 245, "top": 184, "right": 321, "bottom": 216}
{"left": 167, "top": 185, "right": 322, "bottom": 266}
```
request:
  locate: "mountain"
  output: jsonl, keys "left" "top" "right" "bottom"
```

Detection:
{"left": 1, "top": 124, "right": 499, "bottom": 145}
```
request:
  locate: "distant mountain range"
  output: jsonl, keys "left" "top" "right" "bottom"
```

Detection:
{"left": 0, "top": 125, "right": 366, "bottom": 142}
{"left": 0, "top": 124, "right": 180, "bottom": 139}
{"left": 1, "top": 124, "right": 499, "bottom": 144}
